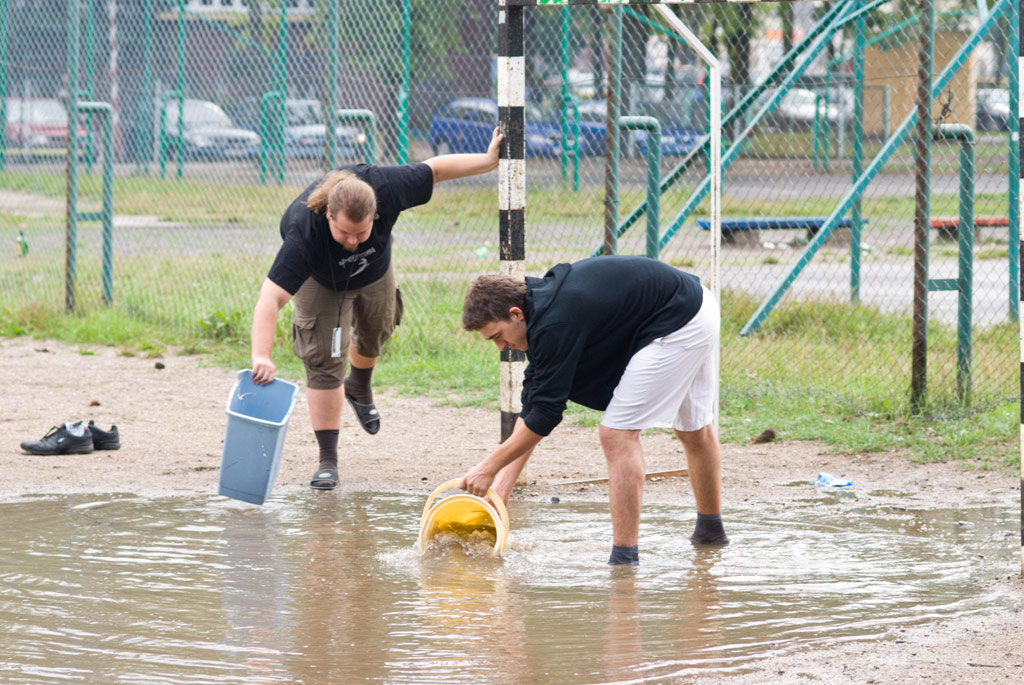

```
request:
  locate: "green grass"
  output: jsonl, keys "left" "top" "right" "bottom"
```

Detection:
{"left": 745, "top": 129, "right": 1013, "bottom": 175}
{"left": 0, "top": 170, "right": 300, "bottom": 226}
{"left": 0, "top": 169, "right": 1008, "bottom": 238}
{"left": 712, "top": 292, "right": 1017, "bottom": 470}
{"left": 0, "top": 170, "right": 1015, "bottom": 472}
{"left": 977, "top": 247, "right": 1009, "bottom": 260}
{"left": 0, "top": 278, "right": 1015, "bottom": 472}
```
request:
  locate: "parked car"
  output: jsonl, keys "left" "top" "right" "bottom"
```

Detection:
{"left": 234, "top": 97, "right": 365, "bottom": 160}
{"left": 976, "top": 88, "right": 1009, "bottom": 132}
{"left": 769, "top": 87, "right": 854, "bottom": 130}
{"left": 158, "top": 98, "right": 258, "bottom": 160}
{"left": 428, "top": 97, "right": 562, "bottom": 158}
{"left": 2, "top": 97, "right": 87, "bottom": 160}
{"left": 573, "top": 99, "right": 701, "bottom": 157}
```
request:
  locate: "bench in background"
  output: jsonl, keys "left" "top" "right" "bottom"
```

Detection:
{"left": 697, "top": 216, "right": 868, "bottom": 246}
{"left": 930, "top": 216, "right": 1008, "bottom": 242}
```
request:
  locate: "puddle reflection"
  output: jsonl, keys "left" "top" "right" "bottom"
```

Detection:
{"left": 0, "top": 493, "right": 1016, "bottom": 683}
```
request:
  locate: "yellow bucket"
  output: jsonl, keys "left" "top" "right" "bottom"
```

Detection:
{"left": 416, "top": 479, "right": 510, "bottom": 557}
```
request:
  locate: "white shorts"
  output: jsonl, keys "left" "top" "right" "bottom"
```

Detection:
{"left": 601, "top": 286, "right": 719, "bottom": 432}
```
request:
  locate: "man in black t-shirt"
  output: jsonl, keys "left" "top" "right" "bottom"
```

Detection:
{"left": 459, "top": 256, "right": 728, "bottom": 565}
{"left": 251, "top": 129, "right": 503, "bottom": 491}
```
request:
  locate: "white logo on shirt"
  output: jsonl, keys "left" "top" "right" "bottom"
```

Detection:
{"left": 337, "top": 247, "right": 377, "bottom": 277}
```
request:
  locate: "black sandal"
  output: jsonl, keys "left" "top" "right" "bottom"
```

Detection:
{"left": 310, "top": 467, "right": 339, "bottom": 490}
{"left": 345, "top": 393, "right": 380, "bottom": 435}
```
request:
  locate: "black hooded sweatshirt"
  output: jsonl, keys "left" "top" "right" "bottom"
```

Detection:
{"left": 520, "top": 255, "right": 704, "bottom": 437}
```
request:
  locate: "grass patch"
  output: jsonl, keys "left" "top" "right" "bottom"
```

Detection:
{"left": 976, "top": 247, "right": 1008, "bottom": 260}
{"left": 0, "top": 171, "right": 1015, "bottom": 472}
{"left": 715, "top": 292, "right": 1016, "bottom": 470}
{"left": 745, "top": 129, "right": 1012, "bottom": 175}
{"left": 0, "top": 169, "right": 1007, "bottom": 241}
{"left": 5, "top": 281, "right": 1014, "bottom": 471}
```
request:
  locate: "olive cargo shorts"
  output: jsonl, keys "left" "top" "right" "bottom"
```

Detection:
{"left": 290, "top": 265, "right": 403, "bottom": 390}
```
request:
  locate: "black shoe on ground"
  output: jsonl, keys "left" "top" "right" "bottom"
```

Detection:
{"left": 88, "top": 421, "right": 121, "bottom": 450}
{"left": 20, "top": 423, "right": 94, "bottom": 455}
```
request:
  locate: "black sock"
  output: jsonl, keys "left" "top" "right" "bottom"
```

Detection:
{"left": 344, "top": 365, "right": 374, "bottom": 404}
{"left": 690, "top": 512, "right": 729, "bottom": 545}
{"left": 315, "top": 429, "right": 339, "bottom": 472}
{"left": 608, "top": 545, "right": 639, "bottom": 565}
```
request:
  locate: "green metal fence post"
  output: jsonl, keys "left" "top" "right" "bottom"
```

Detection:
{"left": 0, "top": 0, "right": 7, "bottom": 171}
{"left": 77, "top": 102, "right": 115, "bottom": 305}
{"left": 275, "top": 0, "right": 287, "bottom": 183}
{"left": 822, "top": 72, "right": 833, "bottom": 169}
{"left": 66, "top": 0, "right": 82, "bottom": 313}
{"left": 851, "top": 10, "right": 866, "bottom": 301}
{"left": 338, "top": 109, "right": 377, "bottom": 164}
{"left": 259, "top": 91, "right": 284, "bottom": 185}
{"left": 174, "top": 0, "right": 185, "bottom": 179}
{"left": 158, "top": 90, "right": 182, "bottom": 180}
{"left": 397, "top": 0, "right": 410, "bottom": 164}
{"left": 559, "top": 6, "right": 578, "bottom": 186}
{"left": 882, "top": 84, "right": 891, "bottom": 141}
{"left": 953, "top": 128, "right": 974, "bottom": 403}
{"left": 82, "top": 0, "right": 95, "bottom": 172}
{"left": 928, "top": 124, "right": 974, "bottom": 404}
{"left": 560, "top": 6, "right": 569, "bottom": 182}
{"left": 618, "top": 116, "right": 661, "bottom": 259}
{"left": 137, "top": 0, "right": 154, "bottom": 173}
{"left": 812, "top": 89, "right": 825, "bottom": 170}
{"left": 326, "top": 0, "right": 340, "bottom": 168}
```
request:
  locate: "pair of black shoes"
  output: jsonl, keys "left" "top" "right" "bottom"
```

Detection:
{"left": 20, "top": 420, "right": 121, "bottom": 455}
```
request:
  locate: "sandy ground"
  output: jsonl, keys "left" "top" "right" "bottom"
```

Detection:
{"left": 1, "top": 336, "right": 1021, "bottom": 682}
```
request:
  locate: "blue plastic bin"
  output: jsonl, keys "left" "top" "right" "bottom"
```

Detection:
{"left": 218, "top": 370, "right": 299, "bottom": 505}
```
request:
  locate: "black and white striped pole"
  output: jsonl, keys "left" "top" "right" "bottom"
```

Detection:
{"left": 497, "top": 1, "right": 527, "bottom": 448}
{"left": 1018, "top": 6, "right": 1023, "bottom": 576}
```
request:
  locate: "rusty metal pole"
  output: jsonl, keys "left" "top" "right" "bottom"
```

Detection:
{"left": 910, "top": 0, "right": 934, "bottom": 413}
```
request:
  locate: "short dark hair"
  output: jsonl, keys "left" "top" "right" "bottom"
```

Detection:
{"left": 462, "top": 274, "right": 527, "bottom": 331}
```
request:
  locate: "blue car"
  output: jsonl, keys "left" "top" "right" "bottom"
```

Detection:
{"left": 428, "top": 97, "right": 562, "bottom": 158}
{"left": 573, "top": 99, "right": 702, "bottom": 157}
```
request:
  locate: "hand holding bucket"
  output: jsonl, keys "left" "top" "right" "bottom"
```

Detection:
{"left": 218, "top": 370, "right": 299, "bottom": 505}
{"left": 416, "top": 479, "right": 510, "bottom": 557}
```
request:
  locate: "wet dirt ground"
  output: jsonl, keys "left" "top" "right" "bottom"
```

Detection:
{"left": 1, "top": 336, "right": 1021, "bottom": 682}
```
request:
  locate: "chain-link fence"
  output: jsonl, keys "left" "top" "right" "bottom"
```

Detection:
{"left": 0, "top": 0, "right": 1017, "bottom": 418}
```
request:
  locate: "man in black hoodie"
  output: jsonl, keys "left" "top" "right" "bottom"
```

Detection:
{"left": 459, "top": 255, "right": 727, "bottom": 565}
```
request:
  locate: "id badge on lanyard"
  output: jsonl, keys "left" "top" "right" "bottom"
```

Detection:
{"left": 331, "top": 326, "right": 342, "bottom": 358}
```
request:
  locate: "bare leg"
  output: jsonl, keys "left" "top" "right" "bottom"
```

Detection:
{"left": 675, "top": 423, "right": 728, "bottom": 545}
{"left": 347, "top": 343, "right": 377, "bottom": 371}
{"left": 599, "top": 426, "right": 646, "bottom": 547}
{"left": 674, "top": 423, "right": 722, "bottom": 514}
{"left": 307, "top": 387, "right": 345, "bottom": 431}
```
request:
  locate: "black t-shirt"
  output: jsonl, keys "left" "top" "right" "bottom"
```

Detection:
{"left": 519, "top": 256, "right": 704, "bottom": 437}
{"left": 266, "top": 163, "right": 433, "bottom": 294}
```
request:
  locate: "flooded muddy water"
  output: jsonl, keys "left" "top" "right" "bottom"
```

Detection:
{"left": 0, "top": 492, "right": 1017, "bottom": 683}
